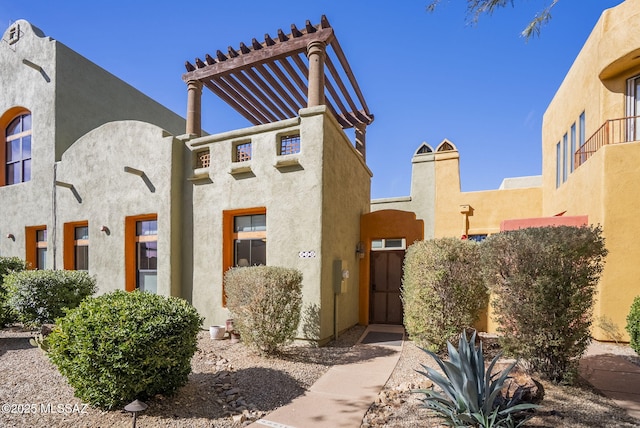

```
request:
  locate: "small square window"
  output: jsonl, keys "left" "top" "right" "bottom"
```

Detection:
{"left": 234, "top": 142, "right": 252, "bottom": 162}
{"left": 195, "top": 149, "right": 210, "bottom": 169}
{"left": 279, "top": 134, "right": 300, "bottom": 155}
{"left": 8, "top": 24, "right": 19, "bottom": 45}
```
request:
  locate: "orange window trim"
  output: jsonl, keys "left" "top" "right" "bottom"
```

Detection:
{"left": 63, "top": 221, "right": 88, "bottom": 270}
{"left": 0, "top": 107, "right": 31, "bottom": 187}
{"left": 25, "top": 225, "right": 46, "bottom": 270}
{"left": 222, "top": 207, "right": 266, "bottom": 305}
{"left": 125, "top": 213, "right": 157, "bottom": 292}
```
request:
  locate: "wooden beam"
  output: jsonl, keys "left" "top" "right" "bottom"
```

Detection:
{"left": 182, "top": 27, "right": 334, "bottom": 82}
{"left": 328, "top": 38, "right": 372, "bottom": 119}
{"left": 244, "top": 67, "right": 297, "bottom": 117}
{"left": 203, "top": 80, "right": 262, "bottom": 125}
{"left": 264, "top": 34, "right": 276, "bottom": 47}
{"left": 216, "top": 75, "right": 274, "bottom": 123}
{"left": 266, "top": 61, "right": 307, "bottom": 108}
{"left": 233, "top": 70, "right": 290, "bottom": 120}
{"left": 278, "top": 58, "right": 308, "bottom": 98}
{"left": 254, "top": 63, "right": 301, "bottom": 112}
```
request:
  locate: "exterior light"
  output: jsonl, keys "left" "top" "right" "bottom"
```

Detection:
{"left": 6, "top": 233, "right": 15, "bottom": 241}
{"left": 100, "top": 226, "right": 110, "bottom": 235}
{"left": 355, "top": 241, "right": 365, "bottom": 259}
{"left": 124, "top": 399, "right": 148, "bottom": 428}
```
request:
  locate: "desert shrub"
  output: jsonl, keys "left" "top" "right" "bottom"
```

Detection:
{"left": 483, "top": 225, "right": 607, "bottom": 383}
{"left": 627, "top": 296, "right": 640, "bottom": 354}
{"left": 402, "top": 238, "right": 488, "bottom": 352}
{"left": 415, "top": 330, "right": 538, "bottom": 427}
{"left": 6, "top": 269, "right": 96, "bottom": 326}
{"left": 47, "top": 290, "right": 203, "bottom": 409}
{"left": 0, "top": 257, "right": 27, "bottom": 326}
{"left": 225, "top": 266, "right": 302, "bottom": 355}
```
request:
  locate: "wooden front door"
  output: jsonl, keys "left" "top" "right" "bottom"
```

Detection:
{"left": 370, "top": 250, "right": 404, "bottom": 324}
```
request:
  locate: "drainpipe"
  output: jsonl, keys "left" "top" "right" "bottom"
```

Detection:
{"left": 51, "top": 163, "right": 58, "bottom": 269}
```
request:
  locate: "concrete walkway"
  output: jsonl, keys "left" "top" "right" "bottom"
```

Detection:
{"left": 579, "top": 348, "right": 640, "bottom": 420}
{"left": 249, "top": 325, "right": 404, "bottom": 428}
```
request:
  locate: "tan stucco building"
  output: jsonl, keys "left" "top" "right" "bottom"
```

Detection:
{"left": 0, "top": 18, "right": 371, "bottom": 344}
{"left": 3, "top": 0, "right": 640, "bottom": 344}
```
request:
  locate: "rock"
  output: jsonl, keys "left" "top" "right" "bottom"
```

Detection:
{"left": 232, "top": 413, "right": 246, "bottom": 423}
{"left": 493, "top": 362, "right": 544, "bottom": 405}
{"left": 40, "top": 324, "right": 55, "bottom": 336}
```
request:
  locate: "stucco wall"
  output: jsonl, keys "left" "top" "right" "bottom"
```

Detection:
{"left": 54, "top": 42, "right": 185, "bottom": 160}
{"left": 0, "top": 21, "right": 59, "bottom": 262}
{"left": 371, "top": 150, "right": 436, "bottom": 239}
{"left": 320, "top": 109, "right": 372, "bottom": 341}
{"left": 541, "top": 0, "right": 640, "bottom": 341}
{"left": 187, "top": 107, "right": 368, "bottom": 343}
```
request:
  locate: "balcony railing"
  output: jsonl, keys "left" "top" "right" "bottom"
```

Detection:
{"left": 575, "top": 116, "right": 640, "bottom": 168}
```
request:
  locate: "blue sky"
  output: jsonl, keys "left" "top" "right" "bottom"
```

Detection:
{"left": 1, "top": 0, "right": 623, "bottom": 198}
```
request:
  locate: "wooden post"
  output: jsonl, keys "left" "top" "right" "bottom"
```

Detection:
{"left": 306, "top": 41, "right": 326, "bottom": 107}
{"left": 186, "top": 80, "right": 203, "bottom": 136}
{"left": 355, "top": 123, "right": 366, "bottom": 160}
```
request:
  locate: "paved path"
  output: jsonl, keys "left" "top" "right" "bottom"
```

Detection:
{"left": 579, "top": 350, "right": 640, "bottom": 420}
{"left": 249, "top": 325, "right": 404, "bottom": 428}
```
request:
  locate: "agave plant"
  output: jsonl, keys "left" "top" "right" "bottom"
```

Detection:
{"left": 414, "top": 330, "right": 538, "bottom": 428}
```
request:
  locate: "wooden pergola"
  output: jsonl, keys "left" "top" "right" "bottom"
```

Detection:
{"left": 182, "top": 15, "right": 374, "bottom": 158}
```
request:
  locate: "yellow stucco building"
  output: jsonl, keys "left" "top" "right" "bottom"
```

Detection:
{"left": 371, "top": 0, "right": 640, "bottom": 341}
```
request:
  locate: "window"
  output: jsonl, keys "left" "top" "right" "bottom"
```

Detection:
{"left": 64, "top": 221, "right": 88, "bottom": 271}
{"left": 233, "top": 214, "right": 266, "bottom": 267}
{"left": 25, "top": 225, "right": 46, "bottom": 269}
{"left": 279, "top": 134, "right": 300, "bottom": 155}
{"left": 579, "top": 111, "right": 586, "bottom": 165}
{"left": 195, "top": 149, "right": 210, "bottom": 169}
{"left": 562, "top": 133, "right": 568, "bottom": 183}
{"left": 223, "top": 207, "right": 266, "bottom": 304}
{"left": 371, "top": 238, "right": 406, "bottom": 251}
{"left": 627, "top": 76, "right": 640, "bottom": 141}
{"left": 570, "top": 123, "right": 576, "bottom": 174}
{"left": 234, "top": 142, "right": 252, "bottom": 162}
{"left": 5, "top": 113, "right": 31, "bottom": 185}
{"left": 416, "top": 144, "right": 433, "bottom": 154}
{"left": 555, "top": 142, "right": 561, "bottom": 188}
{"left": 125, "top": 214, "right": 157, "bottom": 293}
{"left": 467, "top": 234, "right": 488, "bottom": 242}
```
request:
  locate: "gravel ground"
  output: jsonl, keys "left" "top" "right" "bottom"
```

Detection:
{"left": 1, "top": 325, "right": 639, "bottom": 428}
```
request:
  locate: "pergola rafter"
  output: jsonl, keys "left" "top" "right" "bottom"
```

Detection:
{"left": 182, "top": 15, "right": 373, "bottom": 157}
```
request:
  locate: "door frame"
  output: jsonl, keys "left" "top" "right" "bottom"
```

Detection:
{"left": 359, "top": 210, "right": 424, "bottom": 325}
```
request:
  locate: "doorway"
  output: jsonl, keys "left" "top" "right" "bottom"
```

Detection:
{"left": 369, "top": 249, "right": 404, "bottom": 324}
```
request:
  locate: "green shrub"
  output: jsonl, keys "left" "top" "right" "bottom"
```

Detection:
{"left": 402, "top": 238, "right": 488, "bottom": 352}
{"left": 225, "top": 266, "right": 302, "bottom": 355}
{"left": 626, "top": 296, "right": 640, "bottom": 354}
{"left": 6, "top": 269, "right": 96, "bottom": 326}
{"left": 483, "top": 226, "right": 607, "bottom": 383}
{"left": 47, "top": 290, "right": 203, "bottom": 409}
{"left": 415, "top": 330, "right": 538, "bottom": 427}
{"left": 0, "top": 257, "right": 27, "bottom": 326}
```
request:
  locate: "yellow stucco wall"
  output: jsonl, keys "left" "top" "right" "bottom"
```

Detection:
{"left": 433, "top": 150, "right": 542, "bottom": 240}
{"left": 541, "top": 0, "right": 640, "bottom": 341}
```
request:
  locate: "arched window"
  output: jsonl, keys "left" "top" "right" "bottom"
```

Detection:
{"left": 415, "top": 143, "right": 433, "bottom": 154}
{"left": 437, "top": 141, "right": 454, "bottom": 152}
{"left": 5, "top": 112, "right": 32, "bottom": 185}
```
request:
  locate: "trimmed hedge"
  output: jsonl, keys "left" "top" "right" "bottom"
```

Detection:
{"left": 47, "top": 290, "right": 203, "bottom": 409}
{"left": 483, "top": 225, "right": 607, "bottom": 382}
{"left": 627, "top": 296, "right": 640, "bottom": 355}
{"left": 402, "top": 238, "right": 488, "bottom": 352}
{"left": 225, "top": 266, "right": 302, "bottom": 355}
{"left": 0, "top": 257, "right": 27, "bottom": 326}
{"left": 6, "top": 269, "right": 96, "bottom": 326}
